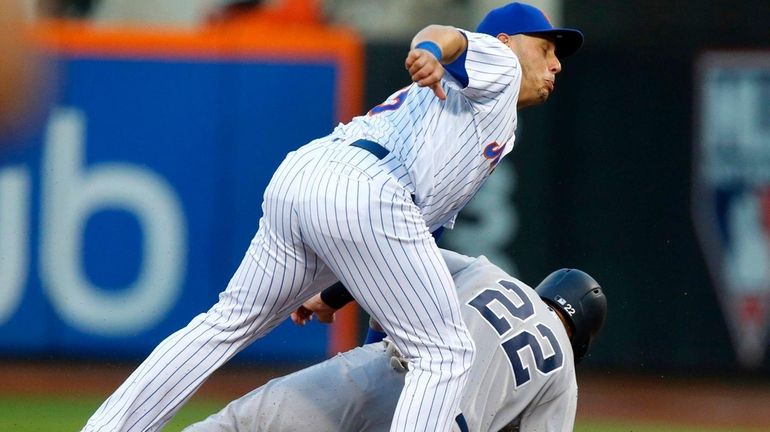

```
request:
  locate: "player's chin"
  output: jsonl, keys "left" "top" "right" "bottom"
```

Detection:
{"left": 536, "top": 88, "right": 551, "bottom": 103}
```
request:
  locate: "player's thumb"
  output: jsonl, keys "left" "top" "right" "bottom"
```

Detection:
{"left": 431, "top": 82, "right": 446, "bottom": 101}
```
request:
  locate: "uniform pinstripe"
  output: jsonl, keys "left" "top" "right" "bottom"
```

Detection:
{"left": 83, "top": 29, "right": 522, "bottom": 432}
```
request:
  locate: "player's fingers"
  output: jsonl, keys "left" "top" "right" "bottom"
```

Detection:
{"left": 291, "top": 306, "right": 312, "bottom": 325}
{"left": 405, "top": 49, "right": 430, "bottom": 69}
{"left": 290, "top": 312, "right": 302, "bottom": 325}
{"left": 405, "top": 50, "right": 420, "bottom": 70}
{"left": 430, "top": 82, "right": 447, "bottom": 100}
{"left": 409, "top": 58, "right": 433, "bottom": 79}
{"left": 406, "top": 51, "right": 438, "bottom": 77}
{"left": 290, "top": 311, "right": 304, "bottom": 325}
{"left": 316, "top": 310, "right": 335, "bottom": 324}
{"left": 415, "top": 69, "right": 440, "bottom": 86}
{"left": 411, "top": 62, "right": 444, "bottom": 99}
{"left": 415, "top": 69, "right": 445, "bottom": 99}
{"left": 410, "top": 64, "right": 436, "bottom": 83}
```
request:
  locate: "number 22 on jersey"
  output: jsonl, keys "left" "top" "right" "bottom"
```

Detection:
{"left": 468, "top": 280, "right": 565, "bottom": 388}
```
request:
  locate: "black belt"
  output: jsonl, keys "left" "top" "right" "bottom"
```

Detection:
{"left": 350, "top": 139, "right": 417, "bottom": 203}
{"left": 349, "top": 139, "right": 416, "bottom": 204}
{"left": 350, "top": 139, "right": 390, "bottom": 160}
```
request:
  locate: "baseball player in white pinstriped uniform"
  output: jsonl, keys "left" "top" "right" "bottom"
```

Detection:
{"left": 82, "top": 3, "right": 583, "bottom": 431}
{"left": 182, "top": 250, "right": 607, "bottom": 432}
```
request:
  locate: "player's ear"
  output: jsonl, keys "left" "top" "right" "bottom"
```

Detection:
{"left": 496, "top": 33, "right": 510, "bottom": 44}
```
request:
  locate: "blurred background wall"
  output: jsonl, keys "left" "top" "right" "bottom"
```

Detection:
{"left": 1, "top": 0, "right": 770, "bottom": 377}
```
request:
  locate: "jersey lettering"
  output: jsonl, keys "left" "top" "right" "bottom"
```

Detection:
{"left": 368, "top": 87, "right": 410, "bottom": 115}
{"left": 468, "top": 280, "right": 534, "bottom": 335}
{"left": 502, "top": 323, "right": 564, "bottom": 388}
{"left": 483, "top": 141, "right": 507, "bottom": 168}
{"left": 468, "top": 279, "right": 565, "bottom": 388}
{"left": 454, "top": 413, "right": 469, "bottom": 432}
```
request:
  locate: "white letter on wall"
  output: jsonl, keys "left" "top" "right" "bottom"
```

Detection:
{"left": 41, "top": 107, "right": 187, "bottom": 335}
{"left": 0, "top": 167, "right": 30, "bottom": 324}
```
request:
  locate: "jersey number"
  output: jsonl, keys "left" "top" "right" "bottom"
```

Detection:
{"left": 368, "top": 87, "right": 409, "bottom": 115}
{"left": 468, "top": 280, "right": 564, "bottom": 388}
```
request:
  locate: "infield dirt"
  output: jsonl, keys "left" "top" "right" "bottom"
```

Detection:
{"left": 2, "top": 360, "right": 769, "bottom": 430}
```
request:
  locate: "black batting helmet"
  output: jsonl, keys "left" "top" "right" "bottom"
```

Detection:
{"left": 535, "top": 269, "right": 607, "bottom": 363}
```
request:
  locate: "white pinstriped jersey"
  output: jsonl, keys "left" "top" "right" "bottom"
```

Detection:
{"left": 183, "top": 250, "right": 577, "bottom": 432}
{"left": 331, "top": 29, "right": 521, "bottom": 231}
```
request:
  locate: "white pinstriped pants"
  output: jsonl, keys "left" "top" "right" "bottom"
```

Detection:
{"left": 82, "top": 138, "right": 476, "bottom": 432}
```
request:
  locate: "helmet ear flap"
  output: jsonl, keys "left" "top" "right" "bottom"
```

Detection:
{"left": 535, "top": 269, "right": 607, "bottom": 363}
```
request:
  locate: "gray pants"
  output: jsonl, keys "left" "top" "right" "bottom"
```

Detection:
{"left": 183, "top": 343, "right": 404, "bottom": 432}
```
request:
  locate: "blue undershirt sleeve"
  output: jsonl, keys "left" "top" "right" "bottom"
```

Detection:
{"left": 364, "top": 328, "right": 387, "bottom": 344}
{"left": 443, "top": 32, "right": 469, "bottom": 88}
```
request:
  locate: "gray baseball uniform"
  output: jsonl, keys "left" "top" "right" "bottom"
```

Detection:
{"left": 184, "top": 250, "right": 577, "bottom": 432}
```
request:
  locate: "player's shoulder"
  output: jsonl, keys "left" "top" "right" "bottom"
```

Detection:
{"left": 455, "top": 27, "right": 519, "bottom": 61}
{"left": 446, "top": 28, "right": 521, "bottom": 104}
{"left": 454, "top": 27, "right": 503, "bottom": 46}
{"left": 444, "top": 251, "right": 511, "bottom": 284}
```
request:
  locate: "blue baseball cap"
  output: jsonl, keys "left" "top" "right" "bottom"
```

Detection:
{"left": 476, "top": 2, "right": 584, "bottom": 58}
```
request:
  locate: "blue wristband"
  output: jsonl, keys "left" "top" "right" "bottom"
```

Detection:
{"left": 414, "top": 41, "right": 442, "bottom": 61}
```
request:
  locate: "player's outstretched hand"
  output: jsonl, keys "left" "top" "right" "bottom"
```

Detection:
{"left": 290, "top": 293, "right": 337, "bottom": 325}
{"left": 405, "top": 48, "right": 446, "bottom": 101}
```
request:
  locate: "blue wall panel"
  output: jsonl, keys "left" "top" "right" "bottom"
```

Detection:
{"left": 0, "top": 54, "right": 339, "bottom": 363}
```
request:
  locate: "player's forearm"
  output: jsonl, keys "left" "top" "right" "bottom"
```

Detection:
{"left": 411, "top": 25, "right": 467, "bottom": 64}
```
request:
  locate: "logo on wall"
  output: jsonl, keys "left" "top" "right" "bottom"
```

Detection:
{"left": 0, "top": 107, "right": 187, "bottom": 335}
{"left": 692, "top": 52, "right": 770, "bottom": 368}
